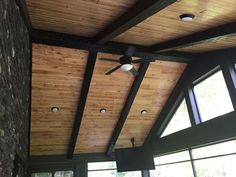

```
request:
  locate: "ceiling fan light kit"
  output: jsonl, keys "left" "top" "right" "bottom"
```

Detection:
{"left": 99, "top": 46, "right": 148, "bottom": 77}
{"left": 120, "top": 64, "right": 133, "bottom": 71}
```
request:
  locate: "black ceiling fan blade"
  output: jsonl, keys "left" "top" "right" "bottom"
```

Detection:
{"left": 105, "top": 65, "right": 121, "bottom": 75}
{"left": 132, "top": 59, "right": 147, "bottom": 64}
{"left": 99, "top": 58, "right": 120, "bottom": 63}
{"left": 129, "top": 67, "right": 139, "bottom": 77}
{"left": 125, "top": 46, "right": 136, "bottom": 57}
{"left": 132, "top": 58, "right": 156, "bottom": 64}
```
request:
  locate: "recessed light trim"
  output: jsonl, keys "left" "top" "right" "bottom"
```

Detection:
{"left": 180, "top": 14, "right": 195, "bottom": 22}
{"left": 141, "top": 110, "right": 147, "bottom": 115}
{"left": 100, "top": 108, "right": 107, "bottom": 113}
{"left": 51, "top": 106, "right": 60, "bottom": 113}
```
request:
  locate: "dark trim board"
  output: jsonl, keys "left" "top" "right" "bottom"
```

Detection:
{"left": 106, "top": 62, "right": 150, "bottom": 156}
{"left": 67, "top": 51, "right": 97, "bottom": 159}
{"left": 149, "top": 111, "right": 236, "bottom": 156}
{"left": 32, "top": 29, "right": 194, "bottom": 63}
{"left": 93, "top": 0, "right": 177, "bottom": 44}
{"left": 150, "top": 21, "right": 236, "bottom": 52}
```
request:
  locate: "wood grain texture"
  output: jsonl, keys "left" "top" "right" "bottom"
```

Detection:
{"left": 26, "top": 0, "right": 138, "bottom": 37}
{"left": 115, "top": 61, "right": 187, "bottom": 149}
{"left": 30, "top": 44, "right": 88, "bottom": 155}
{"left": 176, "top": 35, "right": 236, "bottom": 53}
{"left": 113, "top": 0, "right": 236, "bottom": 46}
{"left": 30, "top": 45, "right": 186, "bottom": 155}
{"left": 74, "top": 53, "right": 137, "bottom": 154}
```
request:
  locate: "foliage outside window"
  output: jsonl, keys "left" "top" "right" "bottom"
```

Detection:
{"left": 193, "top": 70, "right": 234, "bottom": 122}
{"left": 31, "top": 172, "right": 52, "bottom": 177}
{"left": 55, "top": 171, "right": 74, "bottom": 177}
{"left": 150, "top": 140, "right": 236, "bottom": 177}
{"left": 87, "top": 161, "right": 141, "bottom": 177}
{"left": 32, "top": 171, "right": 73, "bottom": 177}
{"left": 161, "top": 99, "right": 191, "bottom": 137}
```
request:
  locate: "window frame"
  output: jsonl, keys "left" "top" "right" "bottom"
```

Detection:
{"left": 191, "top": 66, "right": 234, "bottom": 123}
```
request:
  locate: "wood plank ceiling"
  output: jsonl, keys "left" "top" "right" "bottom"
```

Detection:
{"left": 28, "top": 0, "right": 236, "bottom": 156}
{"left": 30, "top": 44, "right": 186, "bottom": 155}
{"left": 113, "top": 0, "right": 236, "bottom": 47}
{"left": 26, "top": 0, "right": 138, "bottom": 37}
{"left": 31, "top": 44, "right": 88, "bottom": 155}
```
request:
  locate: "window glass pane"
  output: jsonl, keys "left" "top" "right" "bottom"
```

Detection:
{"left": 55, "top": 171, "right": 73, "bottom": 177}
{"left": 194, "top": 70, "right": 234, "bottom": 122}
{"left": 194, "top": 154, "right": 236, "bottom": 177}
{"left": 88, "top": 170, "right": 141, "bottom": 177}
{"left": 88, "top": 170, "right": 116, "bottom": 177}
{"left": 161, "top": 99, "right": 191, "bottom": 137}
{"left": 150, "top": 162, "right": 194, "bottom": 177}
{"left": 192, "top": 140, "right": 236, "bottom": 159}
{"left": 117, "top": 171, "right": 141, "bottom": 177}
{"left": 154, "top": 151, "right": 190, "bottom": 165}
{"left": 31, "top": 173, "right": 52, "bottom": 177}
{"left": 88, "top": 161, "right": 116, "bottom": 170}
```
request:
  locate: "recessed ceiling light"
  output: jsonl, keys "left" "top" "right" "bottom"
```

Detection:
{"left": 51, "top": 106, "right": 60, "bottom": 113}
{"left": 141, "top": 110, "right": 147, "bottom": 115}
{"left": 100, "top": 108, "right": 107, "bottom": 113}
{"left": 180, "top": 14, "right": 195, "bottom": 22}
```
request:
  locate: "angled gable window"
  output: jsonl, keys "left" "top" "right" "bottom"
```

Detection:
{"left": 161, "top": 99, "right": 191, "bottom": 137}
{"left": 193, "top": 69, "right": 234, "bottom": 122}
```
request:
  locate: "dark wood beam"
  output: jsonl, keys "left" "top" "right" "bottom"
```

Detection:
{"left": 93, "top": 0, "right": 177, "bottom": 44}
{"left": 150, "top": 21, "right": 236, "bottom": 52}
{"left": 15, "top": 0, "right": 32, "bottom": 32}
{"left": 149, "top": 111, "right": 236, "bottom": 156}
{"left": 106, "top": 62, "right": 150, "bottom": 156}
{"left": 67, "top": 51, "right": 97, "bottom": 159}
{"left": 144, "top": 64, "right": 193, "bottom": 146}
{"left": 32, "top": 29, "right": 193, "bottom": 63}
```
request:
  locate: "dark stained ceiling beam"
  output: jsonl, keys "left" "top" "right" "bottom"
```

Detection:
{"left": 93, "top": 0, "right": 177, "bottom": 44}
{"left": 32, "top": 29, "right": 194, "bottom": 63}
{"left": 106, "top": 62, "right": 150, "bottom": 156}
{"left": 150, "top": 21, "right": 236, "bottom": 52}
{"left": 67, "top": 51, "right": 97, "bottom": 159}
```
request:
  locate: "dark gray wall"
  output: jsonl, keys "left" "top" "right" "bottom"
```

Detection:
{"left": 0, "top": 0, "right": 30, "bottom": 176}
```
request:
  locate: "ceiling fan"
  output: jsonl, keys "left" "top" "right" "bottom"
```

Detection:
{"left": 99, "top": 46, "right": 147, "bottom": 77}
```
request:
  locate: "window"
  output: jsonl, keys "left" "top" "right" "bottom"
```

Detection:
{"left": 87, "top": 161, "right": 141, "bottom": 177}
{"left": 161, "top": 99, "right": 191, "bottom": 137}
{"left": 193, "top": 70, "right": 234, "bottom": 122}
{"left": 192, "top": 140, "right": 236, "bottom": 177}
{"left": 151, "top": 140, "right": 236, "bottom": 177}
{"left": 32, "top": 171, "right": 73, "bottom": 177}
{"left": 31, "top": 173, "right": 52, "bottom": 177}
{"left": 55, "top": 171, "right": 74, "bottom": 177}
{"left": 150, "top": 151, "right": 194, "bottom": 177}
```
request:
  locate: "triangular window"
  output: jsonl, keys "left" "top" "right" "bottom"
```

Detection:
{"left": 161, "top": 99, "right": 191, "bottom": 137}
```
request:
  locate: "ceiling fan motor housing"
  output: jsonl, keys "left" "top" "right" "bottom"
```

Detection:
{"left": 120, "top": 56, "right": 132, "bottom": 65}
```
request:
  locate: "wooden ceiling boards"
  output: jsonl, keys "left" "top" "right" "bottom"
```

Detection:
{"left": 113, "top": 0, "right": 236, "bottom": 46}
{"left": 26, "top": 0, "right": 138, "bottom": 37}
{"left": 30, "top": 44, "right": 88, "bottom": 155}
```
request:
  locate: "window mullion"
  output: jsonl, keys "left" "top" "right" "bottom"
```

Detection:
{"left": 142, "top": 170, "right": 150, "bottom": 177}
{"left": 184, "top": 87, "right": 201, "bottom": 126}
{"left": 189, "top": 149, "right": 197, "bottom": 177}
{"left": 221, "top": 62, "right": 236, "bottom": 110}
